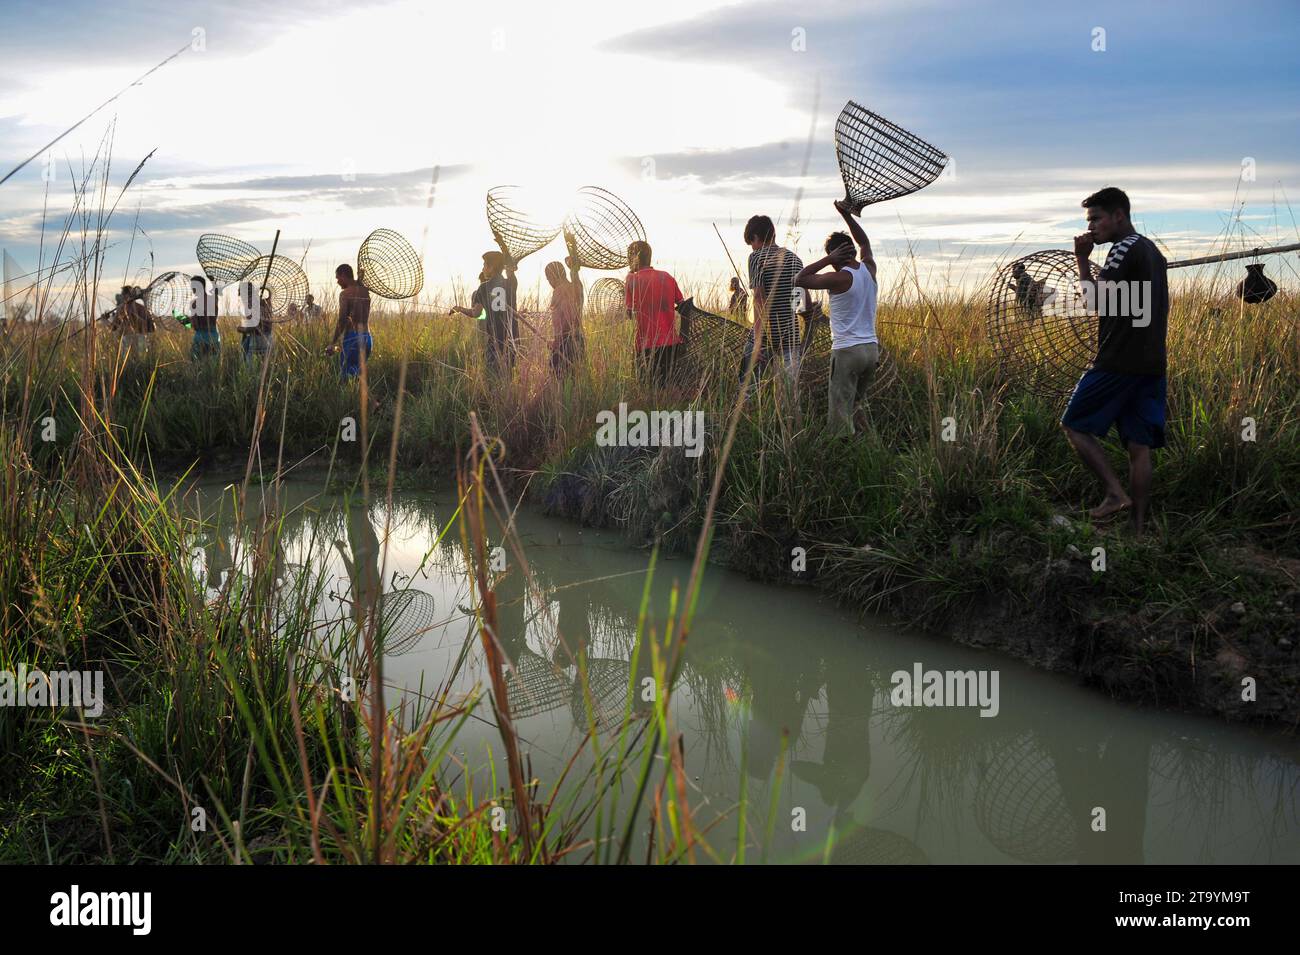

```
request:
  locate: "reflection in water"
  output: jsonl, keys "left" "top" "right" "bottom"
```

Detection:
{"left": 185, "top": 480, "right": 1300, "bottom": 865}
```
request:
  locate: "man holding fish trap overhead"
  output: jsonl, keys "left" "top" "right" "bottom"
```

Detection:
{"left": 796, "top": 200, "right": 879, "bottom": 436}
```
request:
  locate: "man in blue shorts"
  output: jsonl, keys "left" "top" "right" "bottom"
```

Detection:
{"left": 1062, "top": 187, "right": 1169, "bottom": 535}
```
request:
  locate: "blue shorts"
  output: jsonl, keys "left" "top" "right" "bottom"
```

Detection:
{"left": 1062, "top": 369, "right": 1166, "bottom": 449}
{"left": 341, "top": 330, "right": 373, "bottom": 378}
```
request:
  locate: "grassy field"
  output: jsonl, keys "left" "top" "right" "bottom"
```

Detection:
{"left": 1, "top": 275, "right": 1297, "bottom": 862}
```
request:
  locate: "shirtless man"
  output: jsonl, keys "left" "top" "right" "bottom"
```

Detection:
{"left": 327, "top": 264, "right": 372, "bottom": 379}
{"left": 545, "top": 258, "right": 584, "bottom": 376}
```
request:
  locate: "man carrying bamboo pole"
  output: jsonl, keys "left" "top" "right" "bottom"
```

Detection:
{"left": 1062, "top": 186, "right": 1169, "bottom": 535}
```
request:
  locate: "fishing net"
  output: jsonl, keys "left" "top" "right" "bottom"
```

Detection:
{"left": 972, "top": 730, "right": 1077, "bottom": 863}
{"left": 376, "top": 587, "right": 438, "bottom": 656}
{"left": 143, "top": 271, "right": 194, "bottom": 324}
{"left": 245, "top": 254, "right": 310, "bottom": 322}
{"left": 834, "top": 101, "right": 948, "bottom": 215}
{"left": 196, "top": 233, "right": 260, "bottom": 285}
{"left": 673, "top": 298, "right": 752, "bottom": 388}
{"left": 569, "top": 656, "right": 632, "bottom": 733}
{"left": 564, "top": 186, "right": 646, "bottom": 271}
{"left": 505, "top": 648, "right": 571, "bottom": 719}
{"left": 358, "top": 228, "right": 424, "bottom": 300}
{"left": 987, "top": 250, "right": 1098, "bottom": 399}
{"left": 827, "top": 826, "right": 929, "bottom": 865}
{"left": 486, "top": 185, "right": 563, "bottom": 263}
{"left": 587, "top": 276, "right": 625, "bottom": 320}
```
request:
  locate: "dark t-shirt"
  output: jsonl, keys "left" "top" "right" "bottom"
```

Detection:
{"left": 189, "top": 287, "right": 217, "bottom": 331}
{"left": 472, "top": 273, "right": 517, "bottom": 344}
{"left": 1092, "top": 233, "right": 1168, "bottom": 376}
{"left": 747, "top": 245, "right": 803, "bottom": 350}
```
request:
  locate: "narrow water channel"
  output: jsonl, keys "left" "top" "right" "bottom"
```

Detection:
{"left": 187, "top": 478, "right": 1300, "bottom": 864}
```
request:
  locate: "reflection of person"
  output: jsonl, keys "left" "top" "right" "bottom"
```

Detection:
{"left": 335, "top": 497, "right": 382, "bottom": 666}
{"left": 1046, "top": 725, "right": 1153, "bottom": 865}
{"left": 624, "top": 240, "right": 684, "bottom": 386}
{"left": 201, "top": 533, "right": 233, "bottom": 590}
{"left": 327, "top": 264, "right": 372, "bottom": 379}
{"left": 796, "top": 200, "right": 880, "bottom": 436}
{"left": 741, "top": 637, "right": 821, "bottom": 783}
{"left": 545, "top": 260, "right": 584, "bottom": 377}
{"left": 450, "top": 251, "right": 519, "bottom": 376}
{"left": 792, "top": 660, "right": 874, "bottom": 812}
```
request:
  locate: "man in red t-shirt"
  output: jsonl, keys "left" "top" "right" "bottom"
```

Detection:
{"left": 623, "top": 240, "right": 683, "bottom": 385}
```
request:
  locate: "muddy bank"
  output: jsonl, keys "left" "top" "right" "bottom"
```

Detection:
{"left": 536, "top": 449, "right": 1300, "bottom": 728}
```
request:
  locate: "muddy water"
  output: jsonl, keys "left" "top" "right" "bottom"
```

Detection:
{"left": 190, "top": 479, "right": 1300, "bottom": 864}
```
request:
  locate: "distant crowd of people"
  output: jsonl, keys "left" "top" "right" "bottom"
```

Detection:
{"left": 96, "top": 185, "right": 1167, "bottom": 532}
{"left": 439, "top": 198, "right": 882, "bottom": 436}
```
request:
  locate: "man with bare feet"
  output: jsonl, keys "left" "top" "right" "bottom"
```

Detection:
{"left": 1061, "top": 187, "right": 1169, "bottom": 535}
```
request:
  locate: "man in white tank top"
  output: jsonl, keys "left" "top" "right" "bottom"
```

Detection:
{"left": 795, "top": 200, "right": 879, "bottom": 435}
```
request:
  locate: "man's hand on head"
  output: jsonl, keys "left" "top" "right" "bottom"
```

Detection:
{"left": 1074, "top": 233, "right": 1095, "bottom": 259}
{"left": 829, "top": 246, "right": 854, "bottom": 269}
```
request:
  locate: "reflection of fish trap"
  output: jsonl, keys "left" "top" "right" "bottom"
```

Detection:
{"left": 829, "top": 826, "right": 929, "bottom": 865}
{"left": 972, "top": 730, "right": 1077, "bottom": 863}
{"left": 506, "top": 648, "right": 571, "bottom": 719}
{"left": 377, "top": 588, "right": 438, "bottom": 656}
{"left": 569, "top": 656, "right": 632, "bottom": 733}
{"left": 564, "top": 186, "right": 646, "bottom": 271}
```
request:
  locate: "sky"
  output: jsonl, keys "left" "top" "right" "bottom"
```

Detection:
{"left": 1, "top": 0, "right": 1298, "bottom": 313}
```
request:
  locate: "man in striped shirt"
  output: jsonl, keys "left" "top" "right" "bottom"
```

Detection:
{"left": 741, "top": 215, "right": 803, "bottom": 385}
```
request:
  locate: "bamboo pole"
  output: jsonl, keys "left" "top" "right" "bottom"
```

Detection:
{"left": 1167, "top": 240, "right": 1300, "bottom": 270}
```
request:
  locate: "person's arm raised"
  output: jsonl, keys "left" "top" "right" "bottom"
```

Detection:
{"left": 796, "top": 254, "right": 853, "bottom": 293}
{"left": 835, "top": 199, "right": 877, "bottom": 281}
{"left": 1074, "top": 233, "right": 1097, "bottom": 309}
